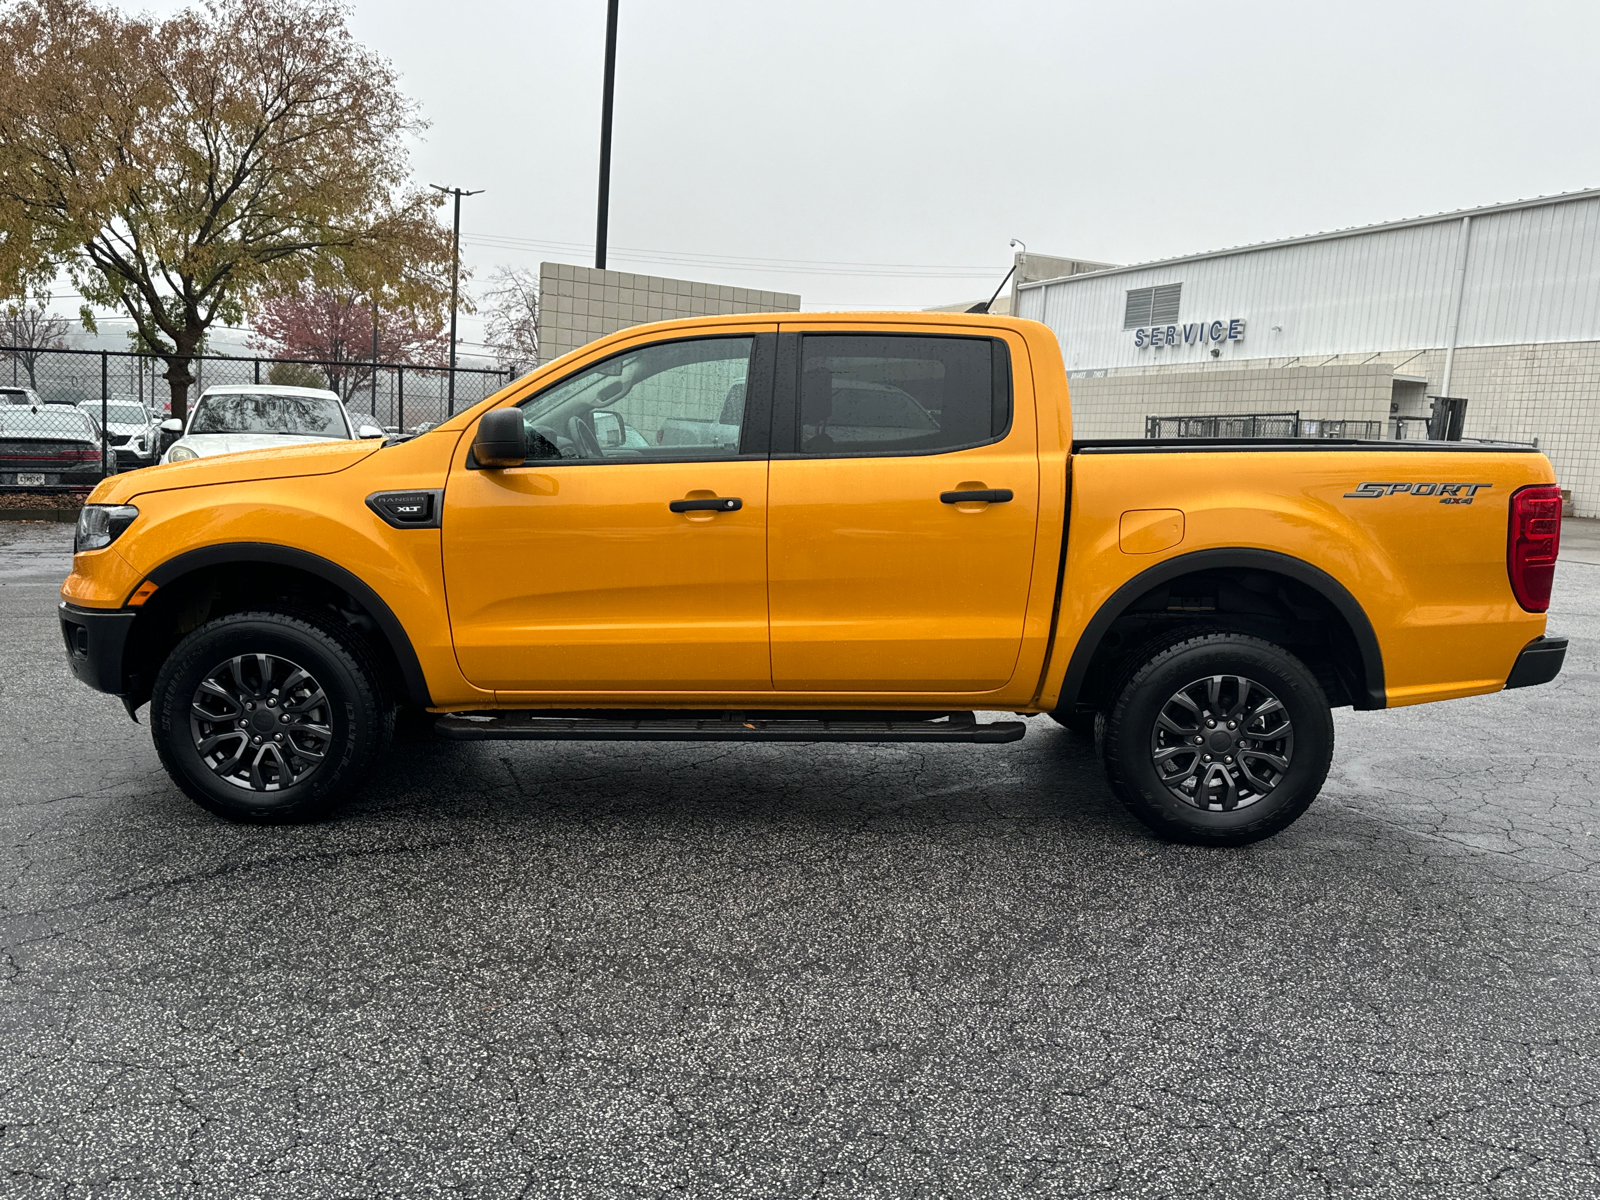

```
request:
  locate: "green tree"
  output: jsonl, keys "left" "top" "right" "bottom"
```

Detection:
{"left": 0, "top": 0, "right": 452, "bottom": 419}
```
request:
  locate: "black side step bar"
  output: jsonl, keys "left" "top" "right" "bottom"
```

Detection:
{"left": 434, "top": 710, "right": 1027, "bottom": 744}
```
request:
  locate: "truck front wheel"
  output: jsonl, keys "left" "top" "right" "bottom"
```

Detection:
{"left": 1100, "top": 633, "right": 1333, "bottom": 846}
{"left": 150, "top": 611, "right": 392, "bottom": 823}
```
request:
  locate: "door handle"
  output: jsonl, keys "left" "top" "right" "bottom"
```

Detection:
{"left": 670, "top": 496, "right": 742, "bottom": 513}
{"left": 940, "top": 489, "right": 1013, "bottom": 504}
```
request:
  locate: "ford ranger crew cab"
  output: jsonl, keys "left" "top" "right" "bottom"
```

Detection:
{"left": 58, "top": 313, "right": 1567, "bottom": 844}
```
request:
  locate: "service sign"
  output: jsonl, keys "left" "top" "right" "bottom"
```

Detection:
{"left": 1135, "top": 319, "right": 1245, "bottom": 349}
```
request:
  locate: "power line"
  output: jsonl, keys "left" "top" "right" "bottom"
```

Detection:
{"left": 461, "top": 233, "right": 1001, "bottom": 278}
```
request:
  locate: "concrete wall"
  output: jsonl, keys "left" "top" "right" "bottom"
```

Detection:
{"left": 1068, "top": 362, "right": 1395, "bottom": 438}
{"left": 537, "top": 262, "right": 799, "bottom": 367}
{"left": 1368, "top": 340, "right": 1600, "bottom": 516}
{"left": 1064, "top": 341, "right": 1600, "bottom": 517}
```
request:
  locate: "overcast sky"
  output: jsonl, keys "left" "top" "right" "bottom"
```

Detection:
{"left": 74, "top": 0, "right": 1600, "bottom": 345}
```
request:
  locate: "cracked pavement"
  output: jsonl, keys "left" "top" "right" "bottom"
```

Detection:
{"left": 2, "top": 519, "right": 1599, "bottom": 1198}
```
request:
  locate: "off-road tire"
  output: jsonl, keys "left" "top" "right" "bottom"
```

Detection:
{"left": 151, "top": 610, "right": 392, "bottom": 823}
{"left": 1101, "top": 632, "right": 1333, "bottom": 846}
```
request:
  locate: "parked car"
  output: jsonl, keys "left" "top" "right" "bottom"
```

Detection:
{"left": 0, "top": 386, "right": 44, "bottom": 406}
{"left": 79, "top": 399, "right": 159, "bottom": 470}
{"left": 0, "top": 404, "right": 112, "bottom": 486}
{"left": 160, "top": 384, "right": 385, "bottom": 463}
{"left": 61, "top": 313, "right": 1566, "bottom": 843}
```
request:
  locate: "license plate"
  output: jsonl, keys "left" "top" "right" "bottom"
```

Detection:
{"left": 17, "top": 473, "right": 46, "bottom": 486}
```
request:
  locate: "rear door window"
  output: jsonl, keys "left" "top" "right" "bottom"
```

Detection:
{"left": 795, "top": 334, "right": 1010, "bottom": 456}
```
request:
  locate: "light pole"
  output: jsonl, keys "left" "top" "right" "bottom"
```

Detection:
{"left": 595, "top": 0, "right": 619, "bottom": 270}
{"left": 430, "top": 183, "right": 483, "bottom": 415}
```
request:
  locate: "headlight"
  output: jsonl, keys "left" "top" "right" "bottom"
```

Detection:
{"left": 75, "top": 504, "right": 139, "bottom": 553}
{"left": 168, "top": 444, "right": 199, "bottom": 462}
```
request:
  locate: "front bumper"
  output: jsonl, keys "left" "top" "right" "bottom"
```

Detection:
{"left": 59, "top": 601, "right": 136, "bottom": 695}
{"left": 1505, "top": 635, "right": 1568, "bottom": 690}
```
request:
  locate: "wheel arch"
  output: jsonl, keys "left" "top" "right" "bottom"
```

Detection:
{"left": 132, "top": 543, "right": 433, "bottom": 708}
{"left": 1056, "top": 548, "right": 1385, "bottom": 713}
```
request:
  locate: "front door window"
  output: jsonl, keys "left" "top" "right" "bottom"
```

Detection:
{"left": 516, "top": 337, "right": 755, "bottom": 461}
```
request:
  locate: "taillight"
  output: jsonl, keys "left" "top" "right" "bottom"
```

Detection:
{"left": 1507, "top": 484, "right": 1562, "bottom": 612}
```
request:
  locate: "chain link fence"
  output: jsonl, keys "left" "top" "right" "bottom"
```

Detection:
{"left": 1145, "top": 412, "right": 1304, "bottom": 440}
{"left": 1, "top": 346, "right": 514, "bottom": 492}
{"left": 1144, "top": 412, "right": 1392, "bottom": 441}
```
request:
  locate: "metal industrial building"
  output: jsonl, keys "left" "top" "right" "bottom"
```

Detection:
{"left": 1014, "top": 188, "right": 1600, "bottom": 516}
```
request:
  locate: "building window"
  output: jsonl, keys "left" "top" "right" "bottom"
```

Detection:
{"left": 1123, "top": 283, "right": 1182, "bottom": 329}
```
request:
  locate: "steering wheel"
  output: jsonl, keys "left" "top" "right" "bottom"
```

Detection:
{"left": 567, "top": 413, "right": 604, "bottom": 459}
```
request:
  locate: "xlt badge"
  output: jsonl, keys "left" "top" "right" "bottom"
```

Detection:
{"left": 1343, "top": 482, "right": 1492, "bottom": 505}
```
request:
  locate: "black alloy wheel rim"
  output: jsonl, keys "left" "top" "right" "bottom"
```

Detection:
{"left": 1149, "top": 674, "right": 1295, "bottom": 811}
{"left": 189, "top": 653, "right": 334, "bottom": 792}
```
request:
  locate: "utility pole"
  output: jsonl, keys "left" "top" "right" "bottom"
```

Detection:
{"left": 430, "top": 183, "right": 483, "bottom": 415}
{"left": 595, "top": 0, "right": 620, "bottom": 270}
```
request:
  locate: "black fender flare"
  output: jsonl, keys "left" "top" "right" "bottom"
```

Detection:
{"left": 143, "top": 542, "right": 434, "bottom": 707}
{"left": 1056, "top": 547, "right": 1386, "bottom": 711}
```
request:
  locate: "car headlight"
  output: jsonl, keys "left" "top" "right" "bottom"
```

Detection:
{"left": 75, "top": 504, "right": 139, "bottom": 553}
{"left": 168, "top": 444, "right": 199, "bottom": 462}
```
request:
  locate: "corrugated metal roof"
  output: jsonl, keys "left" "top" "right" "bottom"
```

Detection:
{"left": 1017, "top": 186, "right": 1600, "bottom": 289}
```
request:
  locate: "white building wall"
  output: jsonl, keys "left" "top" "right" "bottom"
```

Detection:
{"left": 1018, "top": 190, "right": 1600, "bottom": 516}
{"left": 1017, "top": 192, "right": 1600, "bottom": 372}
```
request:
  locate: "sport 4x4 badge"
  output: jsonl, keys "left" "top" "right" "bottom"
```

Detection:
{"left": 1344, "top": 482, "right": 1492, "bottom": 505}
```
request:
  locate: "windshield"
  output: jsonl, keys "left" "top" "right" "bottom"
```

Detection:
{"left": 188, "top": 393, "right": 349, "bottom": 438}
{"left": 82, "top": 402, "right": 150, "bottom": 425}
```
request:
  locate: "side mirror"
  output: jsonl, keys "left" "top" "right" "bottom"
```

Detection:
{"left": 473, "top": 408, "right": 527, "bottom": 468}
{"left": 160, "top": 418, "right": 183, "bottom": 433}
{"left": 592, "top": 410, "right": 624, "bottom": 448}
{"left": 357, "top": 424, "right": 385, "bottom": 439}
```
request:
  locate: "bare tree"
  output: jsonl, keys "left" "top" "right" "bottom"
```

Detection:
{"left": 481, "top": 266, "right": 539, "bottom": 376}
{"left": 0, "top": 296, "right": 70, "bottom": 388}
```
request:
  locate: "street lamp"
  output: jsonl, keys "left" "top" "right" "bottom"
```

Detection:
{"left": 430, "top": 183, "right": 483, "bottom": 415}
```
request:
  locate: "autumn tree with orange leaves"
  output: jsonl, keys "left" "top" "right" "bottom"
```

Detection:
{"left": 0, "top": 0, "right": 453, "bottom": 419}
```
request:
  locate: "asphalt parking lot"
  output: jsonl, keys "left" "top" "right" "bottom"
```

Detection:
{"left": 3, "top": 520, "right": 1599, "bottom": 1199}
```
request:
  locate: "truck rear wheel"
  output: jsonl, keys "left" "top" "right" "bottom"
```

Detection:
{"left": 150, "top": 611, "right": 392, "bottom": 823}
{"left": 1100, "top": 633, "right": 1333, "bottom": 846}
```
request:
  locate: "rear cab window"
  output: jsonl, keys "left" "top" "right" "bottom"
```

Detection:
{"left": 780, "top": 333, "right": 1012, "bottom": 457}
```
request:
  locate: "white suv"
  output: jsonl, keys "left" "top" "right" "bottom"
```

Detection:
{"left": 161, "top": 384, "right": 385, "bottom": 463}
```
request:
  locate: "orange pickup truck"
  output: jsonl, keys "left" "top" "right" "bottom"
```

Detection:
{"left": 59, "top": 313, "right": 1566, "bottom": 844}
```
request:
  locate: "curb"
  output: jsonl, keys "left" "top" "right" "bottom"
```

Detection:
{"left": 0, "top": 509, "right": 80, "bottom": 523}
